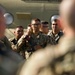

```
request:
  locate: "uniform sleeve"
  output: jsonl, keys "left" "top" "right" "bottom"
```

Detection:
{"left": 17, "top": 34, "right": 31, "bottom": 50}
{"left": 48, "top": 36, "right": 56, "bottom": 45}
{"left": 18, "top": 46, "right": 55, "bottom": 75}
{"left": 40, "top": 34, "right": 50, "bottom": 48}
{"left": 17, "top": 35, "right": 26, "bottom": 49}
{"left": 4, "top": 36, "right": 12, "bottom": 49}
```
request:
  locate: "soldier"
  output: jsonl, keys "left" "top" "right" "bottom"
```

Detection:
{"left": 19, "top": 0, "right": 75, "bottom": 75}
{"left": 40, "top": 21, "right": 56, "bottom": 45}
{"left": 18, "top": 18, "right": 55, "bottom": 59}
{"left": 48, "top": 15, "right": 63, "bottom": 44}
{"left": 18, "top": 24, "right": 33, "bottom": 59}
{"left": 40, "top": 21, "right": 49, "bottom": 35}
{"left": 29, "top": 18, "right": 50, "bottom": 50}
{"left": 0, "top": 5, "right": 23, "bottom": 75}
{"left": 9, "top": 26, "right": 25, "bottom": 58}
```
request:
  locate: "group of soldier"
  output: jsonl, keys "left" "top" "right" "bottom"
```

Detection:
{"left": 19, "top": 0, "right": 75, "bottom": 75}
{"left": 0, "top": 0, "right": 75, "bottom": 75}
{"left": 9, "top": 16, "right": 63, "bottom": 59}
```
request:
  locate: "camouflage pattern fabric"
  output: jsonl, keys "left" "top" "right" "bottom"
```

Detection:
{"left": 19, "top": 36, "right": 75, "bottom": 75}
{"left": 48, "top": 30, "right": 63, "bottom": 44}
{"left": 0, "top": 40, "right": 23, "bottom": 75}
{"left": 18, "top": 32, "right": 55, "bottom": 59}
{"left": 9, "top": 37, "right": 26, "bottom": 59}
{"left": 1, "top": 36, "right": 12, "bottom": 50}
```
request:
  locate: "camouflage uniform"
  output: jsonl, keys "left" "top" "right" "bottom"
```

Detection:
{"left": 49, "top": 36, "right": 75, "bottom": 75}
{"left": 9, "top": 37, "right": 26, "bottom": 59}
{"left": 20, "top": 36, "right": 75, "bottom": 75}
{"left": 18, "top": 32, "right": 55, "bottom": 59}
{"left": 17, "top": 34, "right": 32, "bottom": 59}
{"left": 0, "top": 40, "right": 23, "bottom": 75}
{"left": 39, "top": 36, "right": 75, "bottom": 75}
{"left": 27, "top": 32, "right": 49, "bottom": 49}
{"left": 48, "top": 30, "right": 63, "bottom": 44}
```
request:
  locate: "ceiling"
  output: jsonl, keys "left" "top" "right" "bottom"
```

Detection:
{"left": 0, "top": 0, "right": 59, "bottom": 11}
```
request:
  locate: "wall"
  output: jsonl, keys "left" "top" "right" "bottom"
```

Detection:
{"left": 0, "top": 0, "right": 59, "bottom": 28}
{"left": 0, "top": 0, "right": 59, "bottom": 38}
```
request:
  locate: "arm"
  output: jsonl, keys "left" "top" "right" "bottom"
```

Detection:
{"left": 19, "top": 46, "right": 55, "bottom": 75}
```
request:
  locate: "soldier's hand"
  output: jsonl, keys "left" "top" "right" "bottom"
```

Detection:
{"left": 26, "top": 32, "right": 31, "bottom": 36}
{"left": 11, "top": 45, "right": 20, "bottom": 52}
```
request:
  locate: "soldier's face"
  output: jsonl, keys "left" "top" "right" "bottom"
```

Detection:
{"left": 52, "top": 21, "right": 60, "bottom": 33}
{"left": 41, "top": 24, "right": 49, "bottom": 34}
{"left": 0, "top": 14, "right": 6, "bottom": 38}
{"left": 14, "top": 28, "right": 24, "bottom": 38}
{"left": 31, "top": 20, "right": 41, "bottom": 32}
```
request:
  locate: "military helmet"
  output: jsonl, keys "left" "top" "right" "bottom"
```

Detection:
{"left": 51, "top": 15, "right": 59, "bottom": 23}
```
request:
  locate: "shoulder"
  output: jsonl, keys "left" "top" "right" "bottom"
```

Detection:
{"left": 40, "top": 33, "right": 49, "bottom": 41}
{"left": 0, "top": 36, "right": 10, "bottom": 44}
{"left": 0, "top": 40, "right": 6, "bottom": 48}
{"left": 39, "top": 32, "right": 47, "bottom": 37}
{"left": 0, "top": 40, "right": 4, "bottom": 44}
{"left": 3, "top": 36, "right": 10, "bottom": 42}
